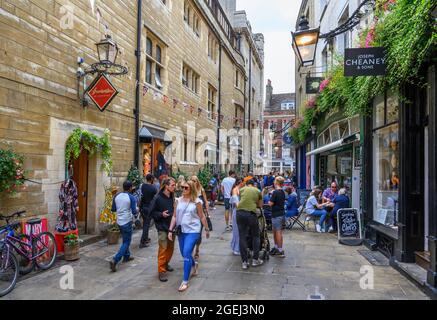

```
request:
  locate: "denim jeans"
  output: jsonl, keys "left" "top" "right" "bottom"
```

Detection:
{"left": 178, "top": 232, "right": 200, "bottom": 282}
{"left": 140, "top": 208, "right": 152, "bottom": 244}
{"left": 311, "top": 209, "right": 328, "bottom": 228}
{"left": 114, "top": 222, "right": 133, "bottom": 263}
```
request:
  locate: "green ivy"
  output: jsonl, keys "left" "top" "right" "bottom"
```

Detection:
{"left": 293, "top": 0, "right": 436, "bottom": 144}
{"left": 0, "top": 148, "right": 25, "bottom": 194}
{"left": 65, "top": 128, "right": 113, "bottom": 174}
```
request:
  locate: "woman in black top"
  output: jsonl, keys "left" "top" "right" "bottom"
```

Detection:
{"left": 268, "top": 176, "right": 286, "bottom": 258}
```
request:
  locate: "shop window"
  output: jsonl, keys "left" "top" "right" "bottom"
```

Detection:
{"left": 372, "top": 92, "right": 400, "bottom": 229}
{"left": 373, "top": 95, "right": 385, "bottom": 128}
{"left": 373, "top": 124, "right": 399, "bottom": 228}
{"left": 330, "top": 123, "right": 340, "bottom": 142}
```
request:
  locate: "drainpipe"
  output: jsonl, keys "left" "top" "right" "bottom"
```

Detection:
{"left": 216, "top": 42, "right": 223, "bottom": 174}
{"left": 134, "top": 0, "right": 142, "bottom": 168}
{"left": 248, "top": 46, "right": 252, "bottom": 173}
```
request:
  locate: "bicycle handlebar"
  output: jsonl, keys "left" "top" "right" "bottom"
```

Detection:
{"left": 0, "top": 211, "right": 26, "bottom": 221}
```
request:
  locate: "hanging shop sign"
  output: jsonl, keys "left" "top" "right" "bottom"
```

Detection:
{"left": 86, "top": 73, "right": 119, "bottom": 112}
{"left": 306, "top": 77, "right": 324, "bottom": 94}
{"left": 283, "top": 133, "right": 293, "bottom": 145}
{"left": 337, "top": 208, "right": 362, "bottom": 246}
{"left": 344, "top": 47, "right": 386, "bottom": 77}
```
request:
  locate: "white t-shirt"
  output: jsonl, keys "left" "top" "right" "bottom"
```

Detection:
{"left": 305, "top": 195, "right": 318, "bottom": 215}
{"left": 176, "top": 197, "right": 202, "bottom": 233}
{"left": 221, "top": 177, "right": 236, "bottom": 199}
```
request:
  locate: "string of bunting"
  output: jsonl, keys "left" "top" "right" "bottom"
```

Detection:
{"left": 141, "top": 83, "right": 264, "bottom": 127}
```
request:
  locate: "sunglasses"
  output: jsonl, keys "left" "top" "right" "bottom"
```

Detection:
{"left": 181, "top": 186, "right": 190, "bottom": 190}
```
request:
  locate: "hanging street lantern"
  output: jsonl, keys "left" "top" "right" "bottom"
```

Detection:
{"left": 291, "top": 16, "right": 320, "bottom": 67}
{"left": 96, "top": 35, "right": 119, "bottom": 65}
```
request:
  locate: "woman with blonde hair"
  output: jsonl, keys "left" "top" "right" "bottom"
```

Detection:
{"left": 168, "top": 180, "right": 210, "bottom": 292}
{"left": 190, "top": 175, "right": 210, "bottom": 261}
{"left": 175, "top": 175, "right": 186, "bottom": 198}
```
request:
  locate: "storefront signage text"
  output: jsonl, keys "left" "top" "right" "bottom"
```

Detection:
{"left": 344, "top": 47, "right": 386, "bottom": 77}
{"left": 86, "top": 73, "right": 119, "bottom": 112}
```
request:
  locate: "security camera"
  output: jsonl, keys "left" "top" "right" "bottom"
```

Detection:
{"left": 77, "top": 56, "right": 84, "bottom": 65}
{"left": 76, "top": 67, "right": 85, "bottom": 77}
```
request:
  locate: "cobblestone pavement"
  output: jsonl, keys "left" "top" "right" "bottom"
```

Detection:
{"left": 1, "top": 206, "right": 429, "bottom": 300}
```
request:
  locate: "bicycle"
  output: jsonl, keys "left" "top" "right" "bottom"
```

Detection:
{"left": 0, "top": 211, "right": 57, "bottom": 297}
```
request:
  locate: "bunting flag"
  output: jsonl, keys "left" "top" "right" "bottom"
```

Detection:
{"left": 220, "top": 115, "right": 224, "bottom": 122}
{"left": 173, "top": 99, "right": 178, "bottom": 109}
{"left": 163, "top": 95, "right": 169, "bottom": 104}
{"left": 190, "top": 105, "right": 194, "bottom": 114}
{"left": 142, "top": 85, "right": 149, "bottom": 96}
{"left": 197, "top": 107, "right": 202, "bottom": 117}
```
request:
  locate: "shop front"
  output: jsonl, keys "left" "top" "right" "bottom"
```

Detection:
{"left": 139, "top": 125, "right": 172, "bottom": 178}
{"left": 308, "top": 116, "right": 361, "bottom": 209}
{"left": 363, "top": 66, "right": 437, "bottom": 296}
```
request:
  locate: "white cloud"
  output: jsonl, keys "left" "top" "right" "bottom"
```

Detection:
{"left": 236, "top": 0, "right": 301, "bottom": 94}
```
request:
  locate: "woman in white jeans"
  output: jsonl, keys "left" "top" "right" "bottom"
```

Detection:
{"left": 168, "top": 180, "right": 210, "bottom": 292}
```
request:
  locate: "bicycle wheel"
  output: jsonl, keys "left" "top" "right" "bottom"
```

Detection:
{"left": 0, "top": 248, "right": 19, "bottom": 297}
{"left": 15, "top": 234, "right": 35, "bottom": 275}
{"left": 33, "top": 232, "right": 57, "bottom": 270}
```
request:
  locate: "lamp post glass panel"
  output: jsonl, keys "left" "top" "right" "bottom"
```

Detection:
{"left": 96, "top": 35, "right": 119, "bottom": 64}
{"left": 292, "top": 16, "right": 319, "bottom": 67}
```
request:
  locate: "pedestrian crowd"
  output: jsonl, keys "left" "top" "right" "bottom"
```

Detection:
{"left": 109, "top": 170, "right": 350, "bottom": 292}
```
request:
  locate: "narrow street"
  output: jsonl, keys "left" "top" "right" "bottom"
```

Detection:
{"left": 2, "top": 206, "right": 428, "bottom": 300}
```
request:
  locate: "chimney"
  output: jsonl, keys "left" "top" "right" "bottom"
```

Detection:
{"left": 265, "top": 79, "right": 273, "bottom": 107}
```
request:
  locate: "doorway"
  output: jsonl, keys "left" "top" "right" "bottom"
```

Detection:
{"left": 72, "top": 150, "right": 89, "bottom": 235}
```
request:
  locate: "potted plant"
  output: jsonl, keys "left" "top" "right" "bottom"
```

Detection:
{"left": 63, "top": 233, "right": 82, "bottom": 261}
{"left": 107, "top": 223, "right": 120, "bottom": 245}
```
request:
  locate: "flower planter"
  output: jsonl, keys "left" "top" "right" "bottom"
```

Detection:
{"left": 107, "top": 230, "right": 120, "bottom": 245}
{"left": 64, "top": 243, "right": 80, "bottom": 261}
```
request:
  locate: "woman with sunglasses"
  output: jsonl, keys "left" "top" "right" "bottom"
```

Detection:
{"left": 168, "top": 180, "right": 210, "bottom": 292}
{"left": 190, "top": 175, "right": 210, "bottom": 261}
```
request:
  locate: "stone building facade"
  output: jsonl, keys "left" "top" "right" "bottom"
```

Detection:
{"left": 262, "top": 80, "right": 295, "bottom": 174}
{"left": 0, "top": 0, "right": 264, "bottom": 234}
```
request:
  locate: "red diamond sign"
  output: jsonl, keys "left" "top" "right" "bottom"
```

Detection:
{"left": 86, "top": 73, "right": 118, "bottom": 112}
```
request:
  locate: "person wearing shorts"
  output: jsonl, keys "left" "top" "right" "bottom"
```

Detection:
{"left": 268, "top": 176, "right": 286, "bottom": 258}
{"left": 221, "top": 171, "right": 236, "bottom": 232}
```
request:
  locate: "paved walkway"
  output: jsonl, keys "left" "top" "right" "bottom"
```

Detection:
{"left": 2, "top": 206, "right": 429, "bottom": 300}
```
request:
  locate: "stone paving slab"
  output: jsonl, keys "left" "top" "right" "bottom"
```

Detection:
{"left": 1, "top": 206, "right": 429, "bottom": 300}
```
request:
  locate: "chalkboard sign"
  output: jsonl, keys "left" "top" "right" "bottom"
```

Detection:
{"left": 297, "top": 189, "right": 311, "bottom": 207}
{"left": 337, "top": 208, "right": 362, "bottom": 246}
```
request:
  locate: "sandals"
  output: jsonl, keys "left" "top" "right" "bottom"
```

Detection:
{"left": 191, "top": 261, "right": 199, "bottom": 277}
{"left": 178, "top": 282, "right": 189, "bottom": 292}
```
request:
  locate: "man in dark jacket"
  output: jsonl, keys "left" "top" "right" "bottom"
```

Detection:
{"left": 326, "top": 188, "right": 350, "bottom": 233}
{"left": 139, "top": 174, "right": 158, "bottom": 248}
{"left": 149, "top": 177, "right": 176, "bottom": 282}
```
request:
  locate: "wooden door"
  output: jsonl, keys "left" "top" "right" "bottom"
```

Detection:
{"left": 72, "top": 150, "right": 88, "bottom": 234}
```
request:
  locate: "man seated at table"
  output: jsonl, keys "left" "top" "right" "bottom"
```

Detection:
{"left": 322, "top": 181, "right": 338, "bottom": 204}
{"left": 325, "top": 188, "right": 350, "bottom": 232}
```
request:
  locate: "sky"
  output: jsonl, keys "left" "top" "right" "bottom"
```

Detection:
{"left": 236, "top": 0, "right": 301, "bottom": 94}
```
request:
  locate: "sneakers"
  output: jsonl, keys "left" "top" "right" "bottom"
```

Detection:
{"left": 109, "top": 259, "right": 118, "bottom": 272}
{"left": 233, "top": 251, "right": 240, "bottom": 256}
{"left": 328, "top": 226, "right": 335, "bottom": 233}
{"left": 159, "top": 272, "right": 168, "bottom": 282}
{"left": 270, "top": 247, "right": 279, "bottom": 256}
{"left": 278, "top": 250, "right": 285, "bottom": 258}
{"left": 316, "top": 224, "right": 322, "bottom": 233}
{"left": 122, "top": 256, "right": 135, "bottom": 263}
{"left": 166, "top": 264, "right": 174, "bottom": 272}
{"left": 225, "top": 225, "right": 231, "bottom": 232}
{"left": 242, "top": 261, "right": 249, "bottom": 270}
{"left": 251, "top": 259, "right": 264, "bottom": 267}
{"left": 139, "top": 242, "right": 149, "bottom": 248}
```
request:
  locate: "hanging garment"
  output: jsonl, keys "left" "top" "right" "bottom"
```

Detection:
{"left": 57, "top": 179, "right": 79, "bottom": 232}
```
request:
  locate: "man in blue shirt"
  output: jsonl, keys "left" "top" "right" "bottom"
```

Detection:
{"left": 326, "top": 188, "right": 350, "bottom": 233}
{"left": 110, "top": 180, "right": 138, "bottom": 272}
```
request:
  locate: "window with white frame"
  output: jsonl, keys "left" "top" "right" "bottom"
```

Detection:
{"left": 182, "top": 63, "right": 200, "bottom": 94}
{"left": 145, "top": 33, "right": 166, "bottom": 90}
{"left": 208, "top": 84, "right": 217, "bottom": 120}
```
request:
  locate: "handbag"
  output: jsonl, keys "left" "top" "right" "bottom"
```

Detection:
{"left": 174, "top": 225, "right": 182, "bottom": 236}
{"left": 206, "top": 214, "right": 213, "bottom": 231}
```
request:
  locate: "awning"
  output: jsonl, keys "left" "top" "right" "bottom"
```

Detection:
{"left": 306, "top": 133, "right": 359, "bottom": 157}
{"left": 139, "top": 126, "right": 172, "bottom": 143}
